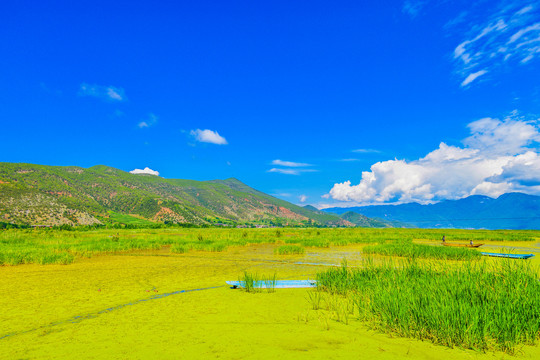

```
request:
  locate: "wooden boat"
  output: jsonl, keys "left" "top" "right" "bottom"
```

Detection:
{"left": 480, "top": 252, "right": 535, "bottom": 259}
{"left": 442, "top": 243, "right": 483, "bottom": 248}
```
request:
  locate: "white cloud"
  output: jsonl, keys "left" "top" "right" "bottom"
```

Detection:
{"left": 461, "top": 69, "right": 488, "bottom": 86}
{"left": 79, "top": 83, "right": 126, "bottom": 102}
{"left": 268, "top": 159, "right": 316, "bottom": 175}
{"left": 129, "top": 167, "right": 160, "bottom": 176}
{"left": 268, "top": 168, "right": 301, "bottom": 175}
{"left": 508, "top": 23, "right": 540, "bottom": 44}
{"left": 450, "top": 1, "right": 540, "bottom": 87}
{"left": 138, "top": 113, "right": 158, "bottom": 129}
{"left": 463, "top": 115, "right": 540, "bottom": 154}
{"left": 271, "top": 159, "right": 311, "bottom": 167}
{"left": 299, "top": 195, "right": 308, "bottom": 203}
{"left": 268, "top": 168, "right": 317, "bottom": 175}
{"left": 328, "top": 113, "right": 540, "bottom": 204}
{"left": 190, "top": 129, "right": 228, "bottom": 145}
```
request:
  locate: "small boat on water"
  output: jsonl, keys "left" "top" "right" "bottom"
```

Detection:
{"left": 442, "top": 243, "right": 483, "bottom": 248}
{"left": 480, "top": 252, "right": 535, "bottom": 259}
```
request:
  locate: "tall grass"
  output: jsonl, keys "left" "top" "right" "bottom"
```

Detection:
{"left": 1, "top": 227, "right": 538, "bottom": 266}
{"left": 363, "top": 240, "right": 481, "bottom": 260}
{"left": 316, "top": 258, "right": 540, "bottom": 353}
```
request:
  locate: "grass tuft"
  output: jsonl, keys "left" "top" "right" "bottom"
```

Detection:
{"left": 275, "top": 245, "right": 305, "bottom": 255}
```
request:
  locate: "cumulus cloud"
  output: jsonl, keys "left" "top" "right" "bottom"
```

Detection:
{"left": 79, "top": 83, "right": 126, "bottom": 102}
{"left": 190, "top": 129, "right": 228, "bottom": 145}
{"left": 299, "top": 195, "right": 308, "bottom": 203}
{"left": 328, "top": 113, "right": 540, "bottom": 204}
{"left": 271, "top": 159, "right": 311, "bottom": 167}
{"left": 138, "top": 113, "right": 158, "bottom": 128}
{"left": 129, "top": 167, "right": 160, "bottom": 176}
{"left": 451, "top": 0, "right": 540, "bottom": 87}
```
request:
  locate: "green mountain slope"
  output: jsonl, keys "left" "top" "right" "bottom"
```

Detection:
{"left": 340, "top": 211, "right": 391, "bottom": 227}
{"left": 0, "top": 162, "right": 350, "bottom": 227}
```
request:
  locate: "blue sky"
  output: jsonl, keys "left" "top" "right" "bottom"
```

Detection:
{"left": 1, "top": 0, "right": 540, "bottom": 208}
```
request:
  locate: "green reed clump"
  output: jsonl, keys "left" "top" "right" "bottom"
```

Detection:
{"left": 316, "top": 257, "right": 540, "bottom": 353}
{"left": 275, "top": 245, "right": 305, "bottom": 255}
{"left": 262, "top": 273, "right": 277, "bottom": 293}
{"left": 240, "top": 271, "right": 260, "bottom": 293}
{"left": 363, "top": 240, "right": 481, "bottom": 260}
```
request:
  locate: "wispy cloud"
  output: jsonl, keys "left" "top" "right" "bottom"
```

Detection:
{"left": 79, "top": 83, "right": 126, "bottom": 102}
{"left": 298, "top": 194, "right": 308, "bottom": 203}
{"left": 402, "top": 0, "right": 428, "bottom": 18}
{"left": 138, "top": 113, "right": 158, "bottom": 128}
{"left": 271, "top": 159, "right": 311, "bottom": 167}
{"left": 339, "top": 158, "right": 361, "bottom": 162}
{"left": 129, "top": 167, "right": 160, "bottom": 176}
{"left": 272, "top": 192, "right": 292, "bottom": 197}
{"left": 450, "top": 0, "right": 540, "bottom": 87}
{"left": 268, "top": 159, "right": 316, "bottom": 175}
{"left": 461, "top": 69, "right": 488, "bottom": 87}
{"left": 190, "top": 129, "right": 228, "bottom": 145}
{"left": 352, "top": 148, "right": 381, "bottom": 153}
{"left": 268, "top": 168, "right": 317, "bottom": 175}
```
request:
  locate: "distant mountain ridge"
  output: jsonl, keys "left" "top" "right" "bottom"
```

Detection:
{"left": 323, "top": 193, "right": 540, "bottom": 229}
{"left": 0, "top": 162, "right": 352, "bottom": 227}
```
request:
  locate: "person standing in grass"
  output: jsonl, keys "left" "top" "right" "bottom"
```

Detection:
{"left": 442, "top": 235, "right": 446, "bottom": 243}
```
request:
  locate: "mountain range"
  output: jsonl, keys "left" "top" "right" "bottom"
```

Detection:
{"left": 323, "top": 193, "right": 540, "bottom": 230}
{"left": 0, "top": 162, "right": 352, "bottom": 227}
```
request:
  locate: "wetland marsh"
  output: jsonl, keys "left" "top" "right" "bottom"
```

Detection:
{"left": 1, "top": 228, "right": 540, "bottom": 359}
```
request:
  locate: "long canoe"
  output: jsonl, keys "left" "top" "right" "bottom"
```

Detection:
{"left": 442, "top": 243, "right": 483, "bottom": 248}
{"left": 480, "top": 252, "right": 535, "bottom": 259}
{"left": 226, "top": 280, "right": 316, "bottom": 289}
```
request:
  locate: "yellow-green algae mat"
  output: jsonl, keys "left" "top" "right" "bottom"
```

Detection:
{"left": 1, "top": 244, "right": 539, "bottom": 359}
